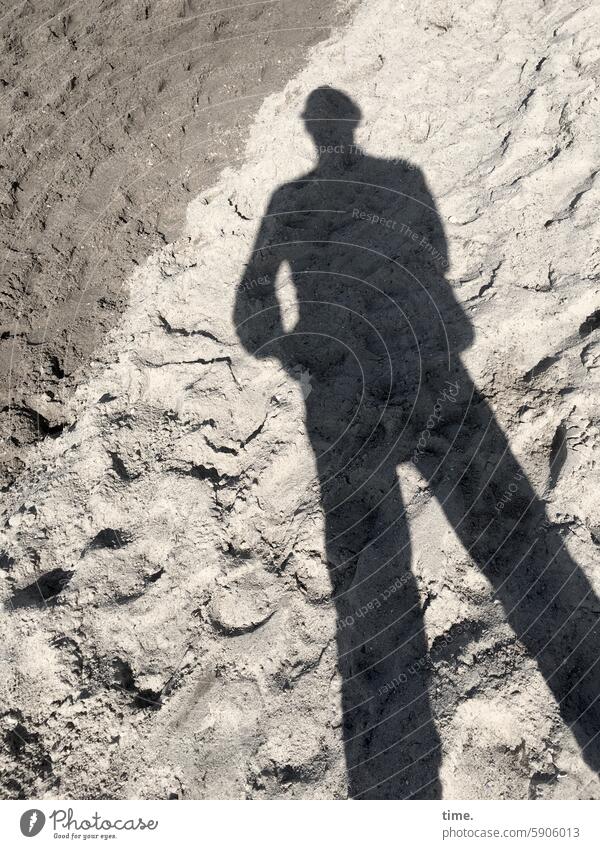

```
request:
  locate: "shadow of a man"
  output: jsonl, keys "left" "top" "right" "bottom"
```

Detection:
{"left": 234, "top": 87, "right": 600, "bottom": 798}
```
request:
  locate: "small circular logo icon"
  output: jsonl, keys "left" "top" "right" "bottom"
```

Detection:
{"left": 19, "top": 810, "right": 45, "bottom": 837}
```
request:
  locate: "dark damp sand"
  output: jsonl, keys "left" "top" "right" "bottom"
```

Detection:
{"left": 0, "top": 0, "right": 356, "bottom": 488}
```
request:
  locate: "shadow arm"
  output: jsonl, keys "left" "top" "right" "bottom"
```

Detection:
{"left": 233, "top": 196, "right": 286, "bottom": 359}
{"left": 415, "top": 170, "right": 474, "bottom": 351}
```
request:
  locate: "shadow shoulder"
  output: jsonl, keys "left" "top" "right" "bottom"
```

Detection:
{"left": 367, "top": 154, "right": 428, "bottom": 192}
{"left": 261, "top": 171, "right": 317, "bottom": 214}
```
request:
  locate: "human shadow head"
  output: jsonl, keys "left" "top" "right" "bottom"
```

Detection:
{"left": 301, "top": 86, "right": 361, "bottom": 158}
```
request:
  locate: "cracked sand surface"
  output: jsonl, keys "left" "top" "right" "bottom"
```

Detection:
{"left": 2, "top": 0, "right": 600, "bottom": 799}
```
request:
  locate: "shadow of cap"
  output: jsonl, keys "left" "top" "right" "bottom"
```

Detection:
{"left": 301, "top": 86, "right": 362, "bottom": 124}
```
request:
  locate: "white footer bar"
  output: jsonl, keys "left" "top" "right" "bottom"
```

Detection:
{"left": 1, "top": 799, "right": 598, "bottom": 848}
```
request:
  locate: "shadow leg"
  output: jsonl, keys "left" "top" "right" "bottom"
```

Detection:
{"left": 319, "top": 452, "right": 442, "bottom": 799}
{"left": 417, "top": 375, "right": 600, "bottom": 773}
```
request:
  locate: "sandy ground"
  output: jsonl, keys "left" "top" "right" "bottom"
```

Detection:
{"left": 2, "top": 0, "right": 600, "bottom": 801}
{"left": 0, "top": 0, "right": 355, "bottom": 488}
